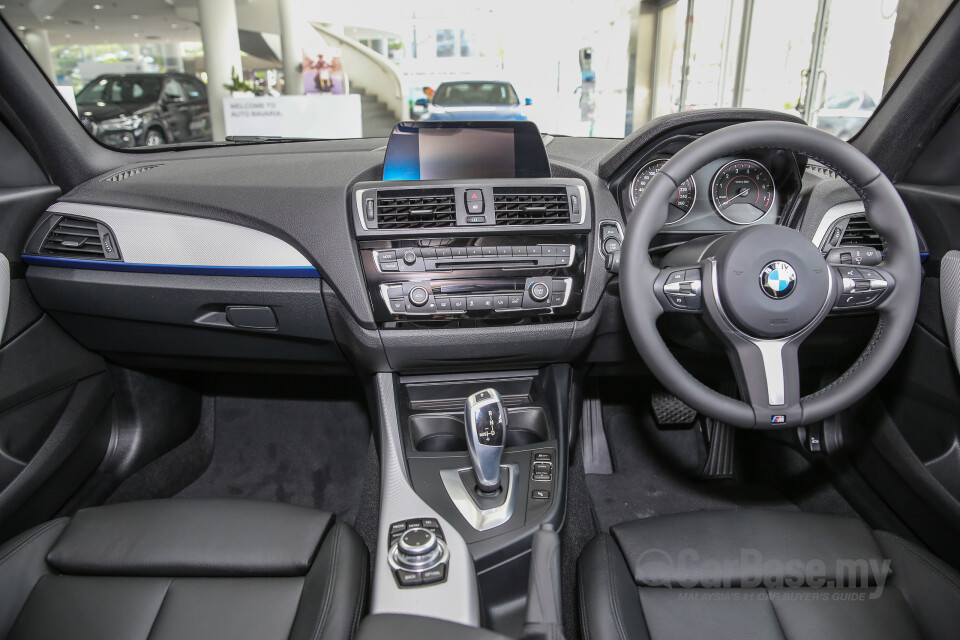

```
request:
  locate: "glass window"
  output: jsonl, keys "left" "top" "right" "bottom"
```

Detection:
{"left": 2, "top": 0, "right": 950, "bottom": 146}
{"left": 76, "top": 76, "right": 162, "bottom": 106}
{"left": 163, "top": 78, "right": 185, "bottom": 101}
{"left": 436, "top": 29, "right": 455, "bottom": 58}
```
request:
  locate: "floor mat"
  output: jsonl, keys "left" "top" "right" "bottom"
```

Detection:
{"left": 176, "top": 378, "right": 372, "bottom": 525}
{"left": 586, "top": 404, "right": 797, "bottom": 532}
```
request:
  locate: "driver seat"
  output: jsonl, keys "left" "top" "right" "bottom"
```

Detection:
{"left": 578, "top": 510, "right": 960, "bottom": 640}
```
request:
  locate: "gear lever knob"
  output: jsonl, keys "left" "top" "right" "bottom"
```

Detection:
{"left": 464, "top": 388, "right": 508, "bottom": 493}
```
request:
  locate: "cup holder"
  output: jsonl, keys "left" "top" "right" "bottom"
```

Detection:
{"left": 409, "top": 407, "right": 550, "bottom": 453}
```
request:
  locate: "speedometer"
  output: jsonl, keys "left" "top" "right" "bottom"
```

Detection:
{"left": 630, "top": 159, "right": 696, "bottom": 224}
{"left": 710, "top": 159, "right": 775, "bottom": 224}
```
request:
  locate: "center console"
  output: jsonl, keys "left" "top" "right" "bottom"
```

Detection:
{"left": 364, "top": 122, "right": 576, "bottom": 638}
{"left": 353, "top": 179, "right": 592, "bottom": 327}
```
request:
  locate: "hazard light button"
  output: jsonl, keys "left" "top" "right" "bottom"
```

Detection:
{"left": 465, "top": 189, "right": 484, "bottom": 214}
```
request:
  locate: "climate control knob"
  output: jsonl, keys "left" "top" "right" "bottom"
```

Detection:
{"left": 408, "top": 286, "right": 430, "bottom": 307}
{"left": 529, "top": 280, "right": 550, "bottom": 302}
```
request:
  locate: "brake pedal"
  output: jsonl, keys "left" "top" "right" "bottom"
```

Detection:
{"left": 651, "top": 391, "right": 697, "bottom": 428}
{"left": 701, "top": 419, "right": 736, "bottom": 479}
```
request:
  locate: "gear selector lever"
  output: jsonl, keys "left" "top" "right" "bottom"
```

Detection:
{"left": 464, "top": 388, "right": 508, "bottom": 494}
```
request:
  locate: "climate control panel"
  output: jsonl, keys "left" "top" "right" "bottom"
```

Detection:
{"left": 360, "top": 235, "right": 586, "bottom": 326}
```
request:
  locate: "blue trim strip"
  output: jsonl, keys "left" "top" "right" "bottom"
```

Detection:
{"left": 21, "top": 255, "right": 320, "bottom": 278}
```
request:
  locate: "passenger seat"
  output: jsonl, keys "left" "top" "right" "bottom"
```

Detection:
{"left": 0, "top": 499, "right": 367, "bottom": 640}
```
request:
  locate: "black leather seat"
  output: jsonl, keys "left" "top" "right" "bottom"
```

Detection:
{"left": 0, "top": 499, "right": 367, "bottom": 640}
{"left": 578, "top": 510, "right": 960, "bottom": 640}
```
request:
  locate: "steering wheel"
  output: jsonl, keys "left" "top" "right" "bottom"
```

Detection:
{"left": 620, "top": 121, "right": 921, "bottom": 429}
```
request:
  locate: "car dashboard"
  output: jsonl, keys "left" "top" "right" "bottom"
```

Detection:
{"left": 15, "top": 110, "right": 900, "bottom": 375}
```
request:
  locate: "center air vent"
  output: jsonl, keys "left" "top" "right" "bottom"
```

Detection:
{"left": 493, "top": 187, "right": 571, "bottom": 225}
{"left": 39, "top": 216, "right": 120, "bottom": 260}
{"left": 839, "top": 214, "right": 884, "bottom": 251}
{"left": 376, "top": 189, "right": 457, "bottom": 229}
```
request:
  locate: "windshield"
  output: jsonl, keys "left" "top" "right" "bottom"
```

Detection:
{"left": 432, "top": 82, "right": 520, "bottom": 107}
{"left": 1, "top": 0, "right": 949, "bottom": 148}
{"left": 75, "top": 76, "right": 162, "bottom": 106}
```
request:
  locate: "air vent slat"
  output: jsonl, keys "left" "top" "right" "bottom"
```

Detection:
{"left": 376, "top": 188, "right": 457, "bottom": 229}
{"left": 38, "top": 216, "right": 116, "bottom": 260}
{"left": 493, "top": 187, "right": 571, "bottom": 225}
{"left": 839, "top": 214, "right": 884, "bottom": 251}
{"left": 102, "top": 164, "right": 162, "bottom": 182}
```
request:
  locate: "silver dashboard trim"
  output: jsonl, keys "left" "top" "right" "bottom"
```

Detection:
{"left": 0, "top": 253, "right": 9, "bottom": 341}
{"left": 46, "top": 202, "right": 312, "bottom": 267}
{"left": 707, "top": 257, "right": 836, "bottom": 408}
{"left": 810, "top": 201, "right": 866, "bottom": 249}
{"left": 370, "top": 373, "right": 480, "bottom": 625}
{"left": 439, "top": 464, "right": 520, "bottom": 532}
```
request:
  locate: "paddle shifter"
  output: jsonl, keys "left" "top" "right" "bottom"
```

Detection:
{"left": 464, "top": 388, "right": 508, "bottom": 495}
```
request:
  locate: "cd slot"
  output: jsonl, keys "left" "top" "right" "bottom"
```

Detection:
{"left": 433, "top": 259, "right": 538, "bottom": 270}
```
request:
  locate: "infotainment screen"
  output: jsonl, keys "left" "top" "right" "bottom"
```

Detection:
{"left": 382, "top": 121, "right": 551, "bottom": 181}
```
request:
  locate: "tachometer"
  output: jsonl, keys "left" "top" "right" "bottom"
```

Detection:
{"left": 630, "top": 159, "right": 696, "bottom": 224}
{"left": 711, "top": 159, "right": 775, "bottom": 224}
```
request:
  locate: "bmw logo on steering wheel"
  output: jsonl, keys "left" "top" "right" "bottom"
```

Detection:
{"left": 760, "top": 261, "right": 797, "bottom": 299}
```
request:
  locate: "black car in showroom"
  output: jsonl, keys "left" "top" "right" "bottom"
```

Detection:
{"left": 2, "top": 2, "right": 960, "bottom": 640}
{"left": 76, "top": 72, "right": 211, "bottom": 148}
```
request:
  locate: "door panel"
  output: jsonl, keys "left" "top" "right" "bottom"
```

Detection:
{"left": 0, "top": 119, "right": 113, "bottom": 541}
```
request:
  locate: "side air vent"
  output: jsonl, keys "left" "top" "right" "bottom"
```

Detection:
{"left": 493, "top": 187, "right": 571, "bottom": 225}
{"left": 376, "top": 189, "right": 457, "bottom": 229}
{"left": 39, "top": 216, "right": 120, "bottom": 260}
{"left": 102, "top": 164, "right": 162, "bottom": 182}
{"left": 839, "top": 214, "right": 884, "bottom": 251}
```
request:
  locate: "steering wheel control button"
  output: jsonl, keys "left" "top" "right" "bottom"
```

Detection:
{"left": 661, "top": 268, "right": 702, "bottom": 311}
{"left": 759, "top": 261, "right": 798, "bottom": 299}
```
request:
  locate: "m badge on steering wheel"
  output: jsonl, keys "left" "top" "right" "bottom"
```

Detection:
{"left": 760, "top": 261, "right": 797, "bottom": 299}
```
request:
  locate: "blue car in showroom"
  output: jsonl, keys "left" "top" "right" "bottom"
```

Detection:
{"left": 418, "top": 81, "right": 530, "bottom": 121}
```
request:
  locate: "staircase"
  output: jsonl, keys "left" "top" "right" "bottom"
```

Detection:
{"left": 350, "top": 86, "right": 398, "bottom": 138}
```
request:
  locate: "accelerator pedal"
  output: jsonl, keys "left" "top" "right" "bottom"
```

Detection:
{"left": 701, "top": 418, "right": 736, "bottom": 479}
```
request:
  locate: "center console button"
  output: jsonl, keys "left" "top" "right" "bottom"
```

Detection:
{"left": 482, "top": 246, "right": 497, "bottom": 256}
{"left": 467, "top": 247, "right": 482, "bottom": 257}
{"left": 380, "top": 261, "right": 398, "bottom": 272}
{"left": 493, "top": 294, "right": 509, "bottom": 309}
{"left": 512, "top": 246, "right": 528, "bottom": 256}
{"left": 508, "top": 294, "right": 523, "bottom": 308}
{"left": 389, "top": 299, "right": 405, "bottom": 313}
{"left": 379, "top": 250, "right": 396, "bottom": 262}
{"left": 465, "top": 189, "right": 484, "bottom": 213}
{"left": 402, "top": 250, "right": 418, "bottom": 266}
{"left": 408, "top": 286, "right": 430, "bottom": 307}
{"left": 468, "top": 295, "right": 493, "bottom": 310}
{"left": 498, "top": 246, "right": 512, "bottom": 256}
{"left": 396, "top": 570, "right": 422, "bottom": 587}
{"left": 436, "top": 297, "right": 451, "bottom": 311}
{"left": 557, "top": 245, "right": 571, "bottom": 257}
{"left": 420, "top": 248, "right": 436, "bottom": 258}
{"left": 387, "top": 285, "right": 403, "bottom": 298}
{"left": 529, "top": 281, "right": 550, "bottom": 302}
{"left": 550, "top": 293, "right": 565, "bottom": 306}
{"left": 450, "top": 297, "right": 466, "bottom": 311}
{"left": 542, "top": 245, "right": 556, "bottom": 256}
{"left": 526, "top": 245, "right": 542, "bottom": 256}
{"left": 421, "top": 565, "right": 446, "bottom": 585}
{"left": 452, "top": 247, "right": 467, "bottom": 257}
{"left": 436, "top": 247, "right": 451, "bottom": 258}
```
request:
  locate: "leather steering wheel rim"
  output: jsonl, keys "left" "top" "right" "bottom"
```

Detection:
{"left": 620, "top": 121, "right": 921, "bottom": 429}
